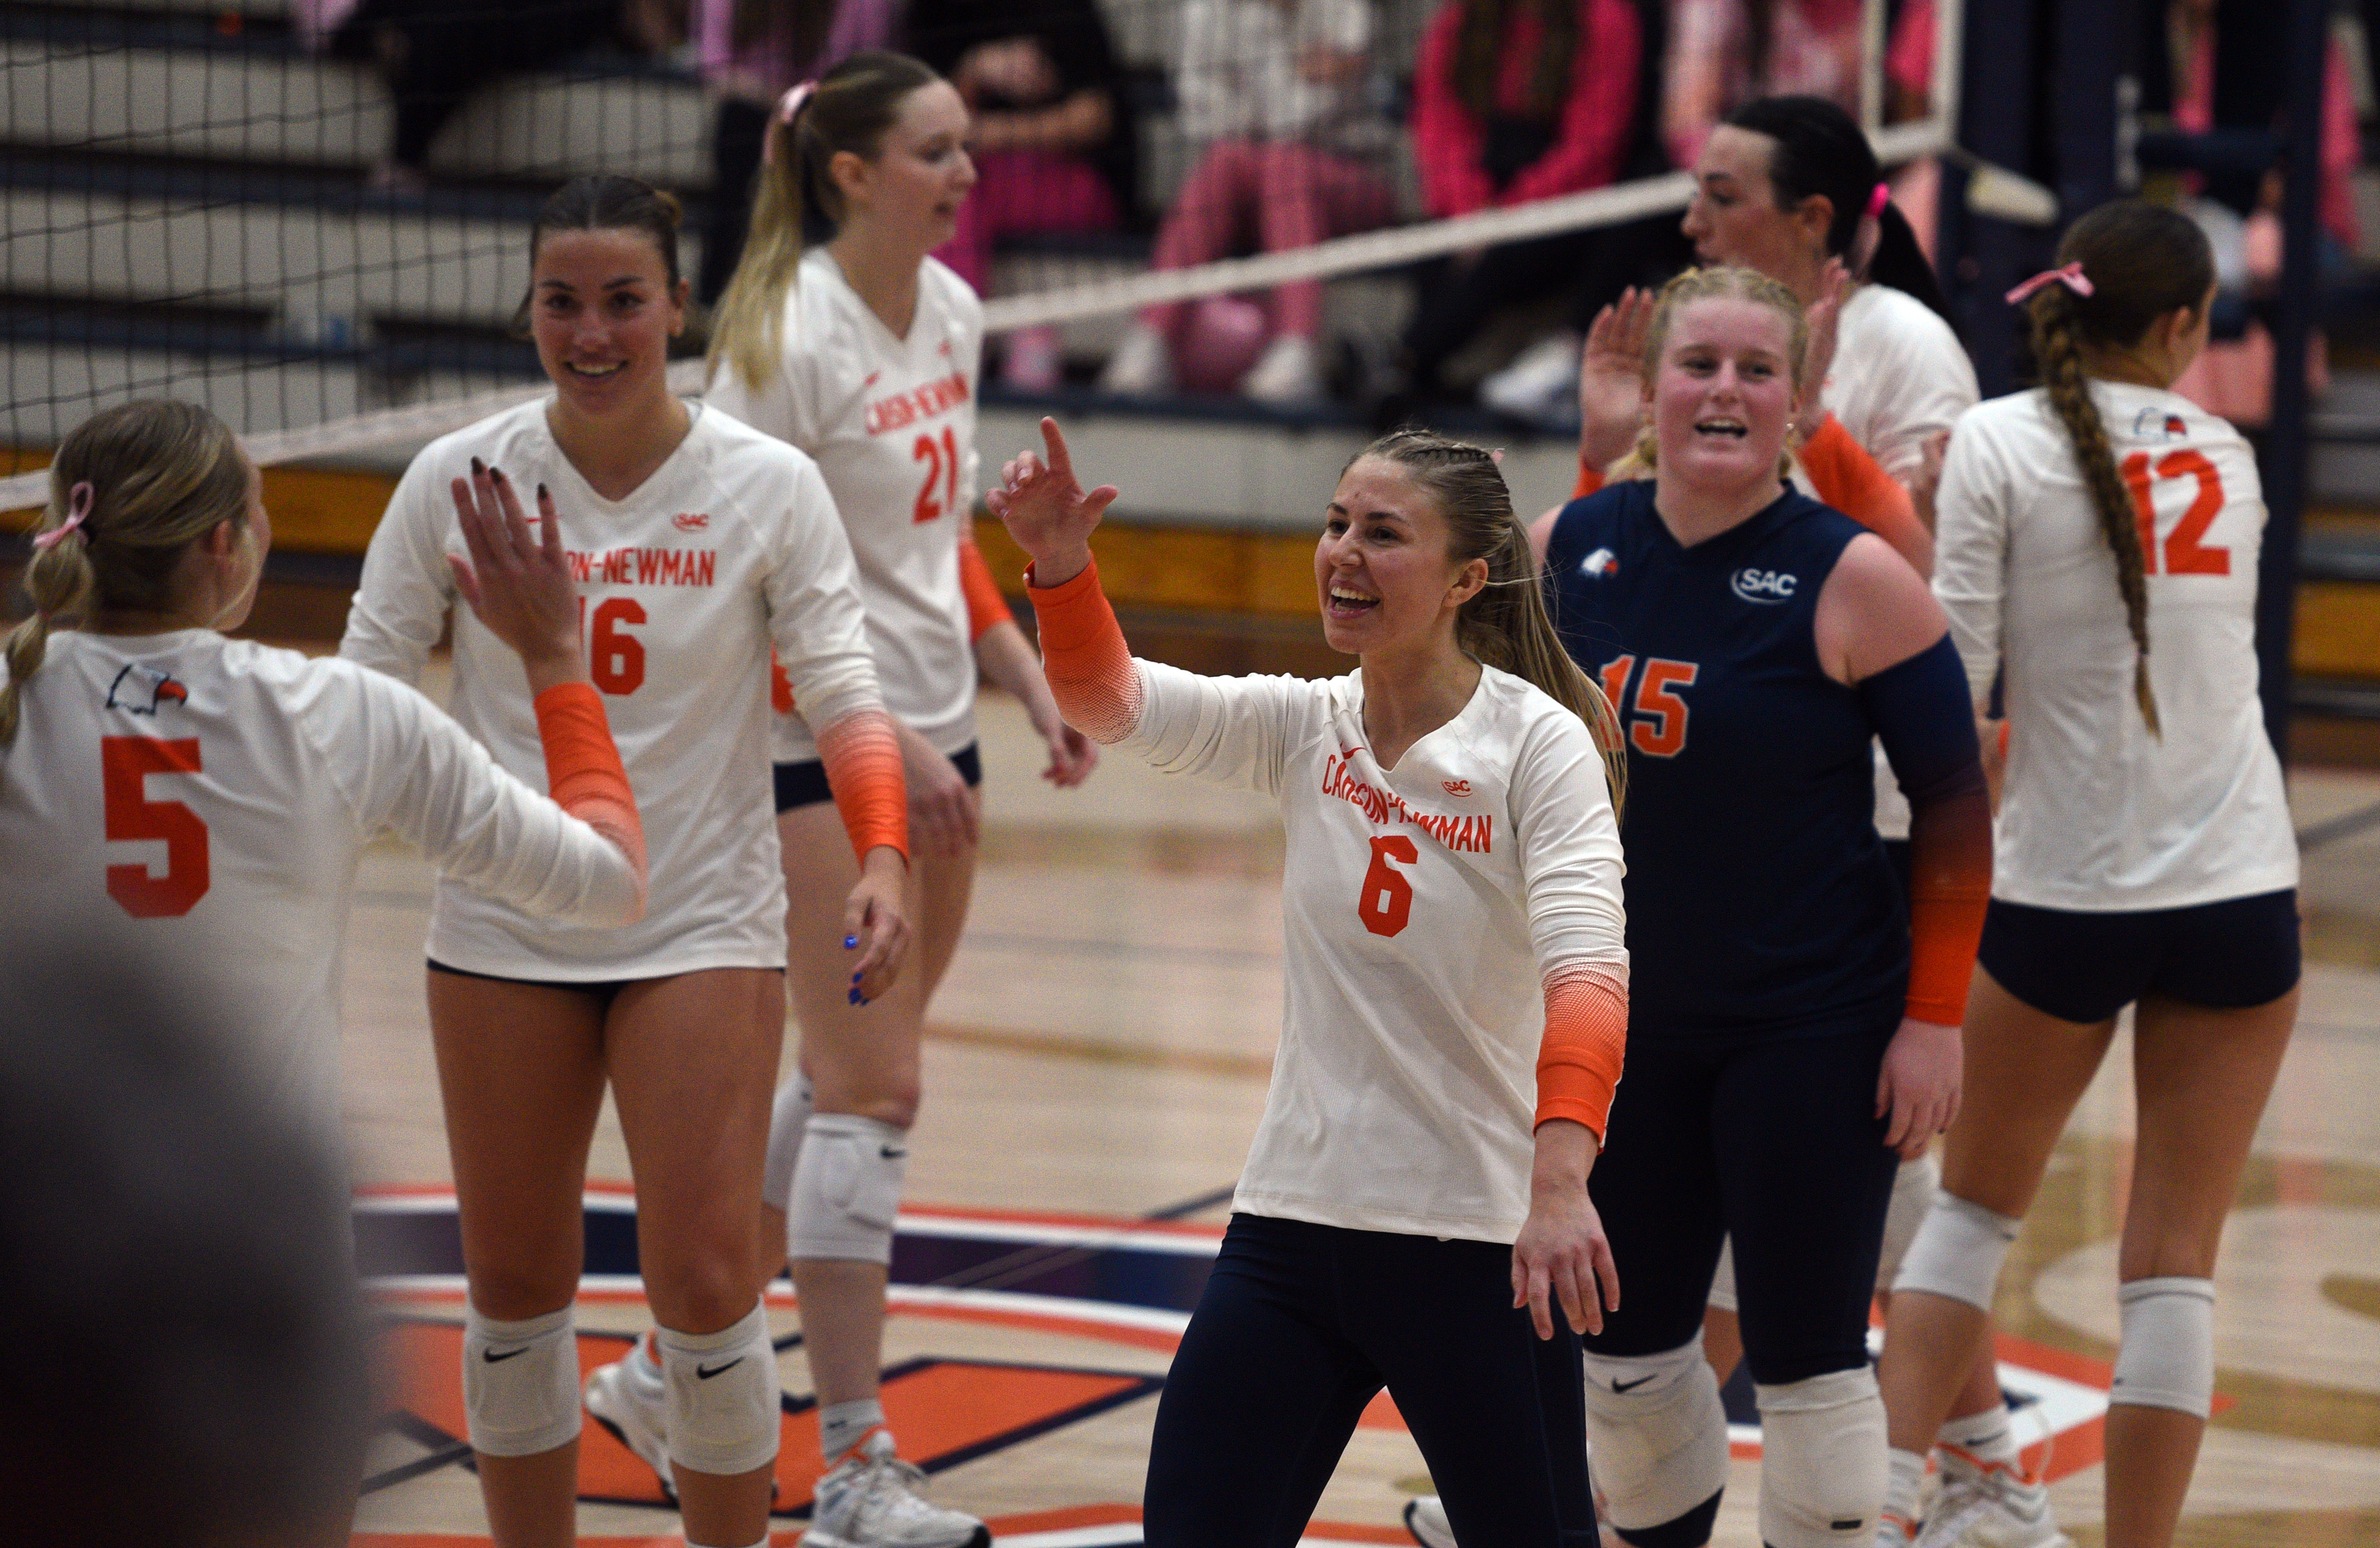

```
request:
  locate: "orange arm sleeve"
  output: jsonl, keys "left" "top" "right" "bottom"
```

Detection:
{"left": 532, "top": 682, "right": 648, "bottom": 894}
{"left": 958, "top": 537, "right": 1016, "bottom": 644}
{"left": 1571, "top": 460, "right": 1607, "bottom": 502}
{"left": 1024, "top": 557, "right": 1145, "bottom": 745}
{"left": 1905, "top": 780, "right": 1993, "bottom": 1024}
{"left": 1535, "top": 963, "right": 1629, "bottom": 1143}
{"left": 1799, "top": 414, "right": 1933, "bottom": 578}
{"left": 815, "top": 709, "right": 910, "bottom": 864}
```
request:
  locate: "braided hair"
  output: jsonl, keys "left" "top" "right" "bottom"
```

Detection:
{"left": 2020, "top": 200, "right": 2216, "bottom": 736}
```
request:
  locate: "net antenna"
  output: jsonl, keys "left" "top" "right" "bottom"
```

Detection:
{"left": 4, "top": 0, "right": 1995, "bottom": 513}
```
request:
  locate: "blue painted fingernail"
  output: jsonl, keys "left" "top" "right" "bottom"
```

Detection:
{"left": 844, "top": 934, "right": 858, "bottom": 949}
{"left": 850, "top": 970, "right": 863, "bottom": 984}
{"left": 848, "top": 989, "right": 863, "bottom": 1005}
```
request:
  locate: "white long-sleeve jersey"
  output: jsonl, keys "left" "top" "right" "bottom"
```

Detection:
{"left": 0, "top": 629, "right": 640, "bottom": 1123}
{"left": 1933, "top": 381, "right": 2297, "bottom": 909}
{"left": 1826, "top": 283, "right": 1982, "bottom": 844}
{"left": 342, "top": 397, "right": 881, "bottom": 977}
{"left": 705, "top": 249, "right": 983, "bottom": 762}
{"left": 1111, "top": 661, "right": 1627, "bottom": 1243}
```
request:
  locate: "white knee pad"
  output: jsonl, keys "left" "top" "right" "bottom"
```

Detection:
{"left": 1581, "top": 1337, "right": 1731, "bottom": 1534}
{"left": 1889, "top": 1193, "right": 2019, "bottom": 1311}
{"left": 1874, "top": 1151, "right": 1942, "bottom": 1295}
{"left": 462, "top": 1305, "right": 581, "bottom": 1457}
{"left": 787, "top": 1113, "right": 907, "bottom": 1264}
{"left": 2111, "top": 1277, "right": 2216, "bottom": 1418}
{"left": 760, "top": 1074, "right": 815, "bottom": 1213}
{"left": 1707, "top": 1237, "right": 1738, "bottom": 1314}
{"left": 658, "top": 1301, "right": 781, "bottom": 1475}
{"left": 1754, "top": 1367, "right": 1888, "bottom": 1548}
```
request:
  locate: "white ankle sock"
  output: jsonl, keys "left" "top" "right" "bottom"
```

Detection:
{"left": 1883, "top": 1446, "right": 1927, "bottom": 1529}
{"left": 820, "top": 1397, "right": 885, "bottom": 1462}
{"left": 1939, "top": 1405, "right": 2020, "bottom": 1470}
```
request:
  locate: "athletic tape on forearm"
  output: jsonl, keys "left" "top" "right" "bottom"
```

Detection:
{"left": 814, "top": 708, "right": 909, "bottom": 863}
{"left": 1858, "top": 636, "right": 1992, "bottom": 1024}
{"left": 958, "top": 537, "right": 1016, "bottom": 644}
{"left": 1025, "top": 557, "right": 1147, "bottom": 746}
{"left": 1537, "top": 962, "right": 1629, "bottom": 1140}
{"left": 531, "top": 682, "right": 647, "bottom": 898}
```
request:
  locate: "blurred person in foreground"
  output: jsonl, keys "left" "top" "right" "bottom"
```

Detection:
{"left": 0, "top": 950, "right": 370, "bottom": 1547}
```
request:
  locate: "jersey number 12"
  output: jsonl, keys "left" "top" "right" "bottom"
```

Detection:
{"left": 102, "top": 735, "right": 209, "bottom": 917}
{"left": 2122, "top": 450, "right": 2230, "bottom": 576}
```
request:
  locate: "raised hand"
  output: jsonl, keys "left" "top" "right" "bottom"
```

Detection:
{"left": 448, "top": 459, "right": 585, "bottom": 695}
{"left": 983, "top": 416, "right": 1118, "bottom": 588}
{"left": 1578, "top": 287, "right": 1656, "bottom": 473}
{"left": 1795, "top": 258, "right": 1851, "bottom": 440}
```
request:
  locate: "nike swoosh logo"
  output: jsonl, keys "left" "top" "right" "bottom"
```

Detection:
{"left": 482, "top": 1348, "right": 529, "bottom": 1363}
{"left": 1611, "top": 1374, "right": 1657, "bottom": 1393}
{"left": 880, "top": 1145, "right": 907, "bottom": 1159}
{"left": 697, "top": 1358, "right": 745, "bottom": 1380}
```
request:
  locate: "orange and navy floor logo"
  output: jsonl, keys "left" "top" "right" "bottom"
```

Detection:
{"left": 354, "top": 1185, "right": 2122, "bottom": 1546}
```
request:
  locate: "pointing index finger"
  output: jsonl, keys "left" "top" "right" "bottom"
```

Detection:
{"left": 1039, "top": 416, "right": 1074, "bottom": 479}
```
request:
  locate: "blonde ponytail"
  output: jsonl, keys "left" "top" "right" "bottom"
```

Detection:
{"left": 707, "top": 51, "right": 943, "bottom": 394}
{"left": 1, "top": 399, "right": 249, "bottom": 746}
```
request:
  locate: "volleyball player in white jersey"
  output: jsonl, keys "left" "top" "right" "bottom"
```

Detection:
{"left": 991, "top": 416, "right": 1630, "bottom": 1545}
{"left": 572, "top": 52, "right": 1089, "bottom": 1548}
{"left": 342, "top": 176, "right": 912, "bottom": 1548}
{"left": 1874, "top": 202, "right": 2298, "bottom": 1548}
{"left": 0, "top": 396, "right": 646, "bottom": 1158}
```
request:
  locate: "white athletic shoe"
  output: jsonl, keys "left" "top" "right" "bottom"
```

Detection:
{"left": 1241, "top": 334, "right": 1327, "bottom": 405}
{"left": 803, "top": 1430, "right": 989, "bottom": 1548}
{"left": 1912, "top": 1447, "right": 2071, "bottom": 1548}
{"left": 1479, "top": 330, "right": 1583, "bottom": 429}
{"left": 583, "top": 1343, "right": 674, "bottom": 1498}
{"left": 1404, "top": 1494, "right": 1457, "bottom": 1548}
{"left": 1098, "top": 323, "right": 1174, "bottom": 396}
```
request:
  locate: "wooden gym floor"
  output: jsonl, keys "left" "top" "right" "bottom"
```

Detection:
{"left": 342, "top": 675, "right": 2380, "bottom": 1548}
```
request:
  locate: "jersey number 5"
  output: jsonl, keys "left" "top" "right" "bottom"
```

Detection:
{"left": 1358, "top": 834, "right": 1418, "bottom": 937}
{"left": 102, "top": 735, "right": 209, "bottom": 917}
{"left": 2122, "top": 449, "right": 2230, "bottom": 576}
{"left": 1598, "top": 655, "right": 1698, "bottom": 758}
{"left": 912, "top": 427, "right": 963, "bottom": 524}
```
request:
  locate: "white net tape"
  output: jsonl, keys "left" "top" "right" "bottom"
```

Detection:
{"left": 2, "top": 0, "right": 1962, "bottom": 517}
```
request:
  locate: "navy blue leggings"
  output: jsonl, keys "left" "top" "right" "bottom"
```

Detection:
{"left": 1144, "top": 1214, "right": 1598, "bottom": 1547}
{"left": 1583, "top": 1016, "right": 1902, "bottom": 1385}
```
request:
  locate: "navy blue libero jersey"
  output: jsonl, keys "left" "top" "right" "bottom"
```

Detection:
{"left": 1543, "top": 480, "right": 1906, "bottom": 1038}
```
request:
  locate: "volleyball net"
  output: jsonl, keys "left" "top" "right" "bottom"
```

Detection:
{"left": 2, "top": 0, "right": 1967, "bottom": 513}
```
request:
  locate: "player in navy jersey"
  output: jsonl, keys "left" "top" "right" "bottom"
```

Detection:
{"left": 1536, "top": 266, "right": 1991, "bottom": 1548}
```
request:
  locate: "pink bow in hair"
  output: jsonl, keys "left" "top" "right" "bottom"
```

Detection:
{"left": 1865, "top": 182, "right": 1890, "bottom": 220}
{"left": 2005, "top": 263, "right": 2094, "bottom": 305}
{"left": 32, "top": 481, "right": 94, "bottom": 552}
{"left": 760, "top": 81, "right": 817, "bottom": 166}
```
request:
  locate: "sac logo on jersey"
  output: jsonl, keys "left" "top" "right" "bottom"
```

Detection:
{"left": 1730, "top": 567, "right": 1798, "bottom": 604}
{"left": 2133, "top": 407, "right": 2189, "bottom": 442}
{"left": 1578, "top": 547, "right": 1619, "bottom": 578}
{"left": 106, "top": 663, "right": 188, "bottom": 714}
{"left": 1442, "top": 779, "right": 1472, "bottom": 798}
{"left": 672, "top": 512, "right": 710, "bottom": 532}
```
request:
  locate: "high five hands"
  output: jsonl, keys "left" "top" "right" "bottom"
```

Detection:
{"left": 984, "top": 417, "right": 1118, "bottom": 589}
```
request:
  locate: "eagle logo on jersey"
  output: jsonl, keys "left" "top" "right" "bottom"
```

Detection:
{"left": 1730, "top": 567, "right": 1798, "bottom": 604}
{"left": 2133, "top": 407, "right": 2189, "bottom": 442}
{"left": 1578, "top": 547, "right": 1618, "bottom": 578}
{"left": 105, "top": 663, "right": 188, "bottom": 715}
{"left": 672, "top": 512, "right": 710, "bottom": 532}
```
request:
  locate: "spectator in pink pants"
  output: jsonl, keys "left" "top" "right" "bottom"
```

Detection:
{"left": 1102, "top": 0, "right": 1395, "bottom": 405}
{"left": 907, "top": 0, "right": 1135, "bottom": 390}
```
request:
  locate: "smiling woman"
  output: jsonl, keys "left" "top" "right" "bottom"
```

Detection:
{"left": 1533, "top": 265, "right": 1992, "bottom": 1548}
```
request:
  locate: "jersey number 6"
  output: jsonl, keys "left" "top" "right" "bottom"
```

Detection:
{"left": 102, "top": 735, "right": 209, "bottom": 918}
{"left": 1359, "top": 834, "right": 1418, "bottom": 937}
{"left": 577, "top": 596, "right": 648, "bottom": 696}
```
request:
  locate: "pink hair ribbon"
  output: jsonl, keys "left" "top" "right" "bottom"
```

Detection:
{"left": 1865, "top": 182, "right": 1890, "bottom": 220}
{"left": 760, "top": 81, "right": 817, "bottom": 166}
{"left": 32, "top": 481, "right": 94, "bottom": 551}
{"left": 2005, "top": 263, "right": 2094, "bottom": 305}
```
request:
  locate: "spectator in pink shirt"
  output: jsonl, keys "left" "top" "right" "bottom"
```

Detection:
{"left": 1396, "top": 0, "right": 1644, "bottom": 404}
